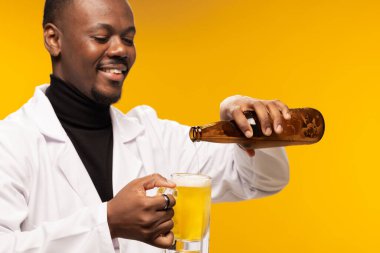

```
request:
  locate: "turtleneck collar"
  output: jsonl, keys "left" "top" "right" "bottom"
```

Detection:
{"left": 46, "top": 75, "right": 112, "bottom": 129}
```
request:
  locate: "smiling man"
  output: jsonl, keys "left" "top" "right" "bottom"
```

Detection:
{"left": 0, "top": 0, "right": 290, "bottom": 252}
{"left": 44, "top": 0, "right": 136, "bottom": 104}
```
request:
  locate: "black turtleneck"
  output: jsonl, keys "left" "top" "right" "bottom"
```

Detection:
{"left": 46, "top": 75, "right": 113, "bottom": 202}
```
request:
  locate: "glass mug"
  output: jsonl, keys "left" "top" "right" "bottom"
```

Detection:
{"left": 159, "top": 173, "right": 212, "bottom": 253}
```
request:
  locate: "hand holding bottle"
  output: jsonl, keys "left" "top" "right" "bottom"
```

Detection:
{"left": 219, "top": 95, "right": 292, "bottom": 156}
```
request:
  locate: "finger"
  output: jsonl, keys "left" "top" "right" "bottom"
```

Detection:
{"left": 220, "top": 96, "right": 242, "bottom": 120}
{"left": 150, "top": 194, "right": 176, "bottom": 211}
{"left": 230, "top": 106, "right": 253, "bottom": 138}
{"left": 145, "top": 208, "right": 174, "bottom": 229}
{"left": 153, "top": 218, "right": 175, "bottom": 239}
{"left": 153, "top": 209, "right": 175, "bottom": 227}
{"left": 274, "top": 100, "right": 291, "bottom": 120}
{"left": 142, "top": 174, "right": 176, "bottom": 191}
{"left": 152, "top": 231, "right": 175, "bottom": 249}
{"left": 225, "top": 104, "right": 241, "bottom": 120}
{"left": 155, "top": 219, "right": 174, "bottom": 236}
{"left": 249, "top": 101, "right": 272, "bottom": 136}
{"left": 157, "top": 208, "right": 175, "bottom": 220}
{"left": 267, "top": 101, "right": 283, "bottom": 134}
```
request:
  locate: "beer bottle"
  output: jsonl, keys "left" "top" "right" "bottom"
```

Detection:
{"left": 189, "top": 108, "right": 325, "bottom": 149}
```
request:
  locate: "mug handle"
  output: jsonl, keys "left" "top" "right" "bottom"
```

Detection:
{"left": 157, "top": 187, "right": 177, "bottom": 197}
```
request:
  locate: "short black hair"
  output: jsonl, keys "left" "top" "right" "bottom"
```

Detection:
{"left": 43, "top": 0, "right": 73, "bottom": 27}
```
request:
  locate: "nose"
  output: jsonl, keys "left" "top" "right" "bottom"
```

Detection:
{"left": 107, "top": 37, "right": 129, "bottom": 58}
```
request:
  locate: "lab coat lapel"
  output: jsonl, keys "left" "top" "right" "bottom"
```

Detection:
{"left": 26, "top": 85, "right": 101, "bottom": 206}
{"left": 112, "top": 139, "right": 143, "bottom": 194}
{"left": 110, "top": 108, "right": 145, "bottom": 194}
{"left": 135, "top": 134, "right": 156, "bottom": 175}
{"left": 57, "top": 142, "right": 101, "bottom": 205}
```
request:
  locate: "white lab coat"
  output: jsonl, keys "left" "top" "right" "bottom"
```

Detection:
{"left": 0, "top": 85, "right": 289, "bottom": 253}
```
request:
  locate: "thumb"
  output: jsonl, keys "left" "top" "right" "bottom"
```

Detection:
{"left": 141, "top": 173, "right": 176, "bottom": 191}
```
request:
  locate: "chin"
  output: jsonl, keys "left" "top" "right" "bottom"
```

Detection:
{"left": 91, "top": 88, "right": 121, "bottom": 105}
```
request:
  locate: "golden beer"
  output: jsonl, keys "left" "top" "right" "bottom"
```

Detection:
{"left": 171, "top": 173, "right": 212, "bottom": 242}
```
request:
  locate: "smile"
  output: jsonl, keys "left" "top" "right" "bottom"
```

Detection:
{"left": 101, "top": 68, "right": 124, "bottom": 74}
{"left": 98, "top": 66, "right": 127, "bottom": 82}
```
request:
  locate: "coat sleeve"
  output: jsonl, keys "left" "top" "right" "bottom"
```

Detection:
{"left": 0, "top": 122, "right": 115, "bottom": 253}
{"left": 128, "top": 106, "right": 290, "bottom": 202}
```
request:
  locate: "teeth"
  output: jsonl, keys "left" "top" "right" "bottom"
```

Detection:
{"left": 103, "top": 69, "right": 123, "bottom": 74}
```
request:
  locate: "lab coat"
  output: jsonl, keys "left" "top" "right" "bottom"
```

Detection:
{"left": 0, "top": 85, "right": 289, "bottom": 253}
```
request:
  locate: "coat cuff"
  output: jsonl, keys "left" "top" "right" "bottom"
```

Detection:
{"left": 233, "top": 144, "right": 289, "bottom": 193}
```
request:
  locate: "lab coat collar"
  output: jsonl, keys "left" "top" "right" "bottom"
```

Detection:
{"left": 110, "top": 107, "right": 145, "bottom": 144}
{"left": 30, "top": 85, "right": 144, "bottom": 143}
{"left": 29, "top": 84, "right": 67, "bottom": 142}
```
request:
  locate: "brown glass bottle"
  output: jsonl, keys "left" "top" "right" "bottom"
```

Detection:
{"left": 189, "top": 108, "right": 325, "bottom": 149}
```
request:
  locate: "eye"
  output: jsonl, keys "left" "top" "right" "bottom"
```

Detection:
{"left": 123, "top": 37, "right": 134, "bottom": 46}
{"left": 93, "top": 36, "right": 109, "bottom": 44}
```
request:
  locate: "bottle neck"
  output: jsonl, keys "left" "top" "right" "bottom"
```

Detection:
{"left": 189, "top": 126, "right": 202, "bottom": 142}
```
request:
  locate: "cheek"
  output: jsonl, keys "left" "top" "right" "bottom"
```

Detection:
{"left": 80, "top": 41, "right": 104, "bottom": 63}
{"left": 63, "top": 39, "right": 98, "bottom": 69}
{"left": 75, "top": 41, "right": 107, "bottom": 77}
{"left": 128, "top": 46, "right": 137, "bottom": 66}
{"left": 86, "top": 42, "right": 103, "bottom": 56}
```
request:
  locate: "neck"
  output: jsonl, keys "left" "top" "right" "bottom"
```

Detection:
{"left": 46, "top": 75, "right": 112, "bottom": 129}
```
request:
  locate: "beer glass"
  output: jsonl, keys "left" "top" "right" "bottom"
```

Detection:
{"left": 162, "top": 173, "right": 212, "bottom": 253}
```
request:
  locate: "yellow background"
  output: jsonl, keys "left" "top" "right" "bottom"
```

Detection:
{"left": 1, "top": 0, "right": 379, "bottom": 252}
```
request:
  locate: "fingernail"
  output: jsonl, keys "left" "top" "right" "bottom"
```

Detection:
{"left": 285, "top": 112, "right": 291, "bottom": 119}
{"left": 276, "top": 125, "right": 283, "bottom": 133}
{"left": 265, "top": 128, "right": 272, "bottom": 136}
{"left": 167, "top": 179, "right": 176, "bottom": 185}
{"left": 229, "top": 105, "right": 241, "bottom": 114}
{"left": 245, "top": 130, "right": 253, "bottom": 138}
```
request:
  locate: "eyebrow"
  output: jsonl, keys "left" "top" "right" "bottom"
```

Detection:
{"left": 92, "top": 23, "right": 136, "bottom": 35}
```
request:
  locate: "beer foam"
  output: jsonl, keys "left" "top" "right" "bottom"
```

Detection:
{"left": 172, "top": 174, "right": 211, "bottom": 187}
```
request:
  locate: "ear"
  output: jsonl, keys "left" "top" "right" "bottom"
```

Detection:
{"left": 43, "top": 23, "right": 62, "bottom": 57}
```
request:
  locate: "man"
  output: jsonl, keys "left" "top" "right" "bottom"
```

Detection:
{"left": 0, "top": 0, "right": 289, "bottom": 252}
